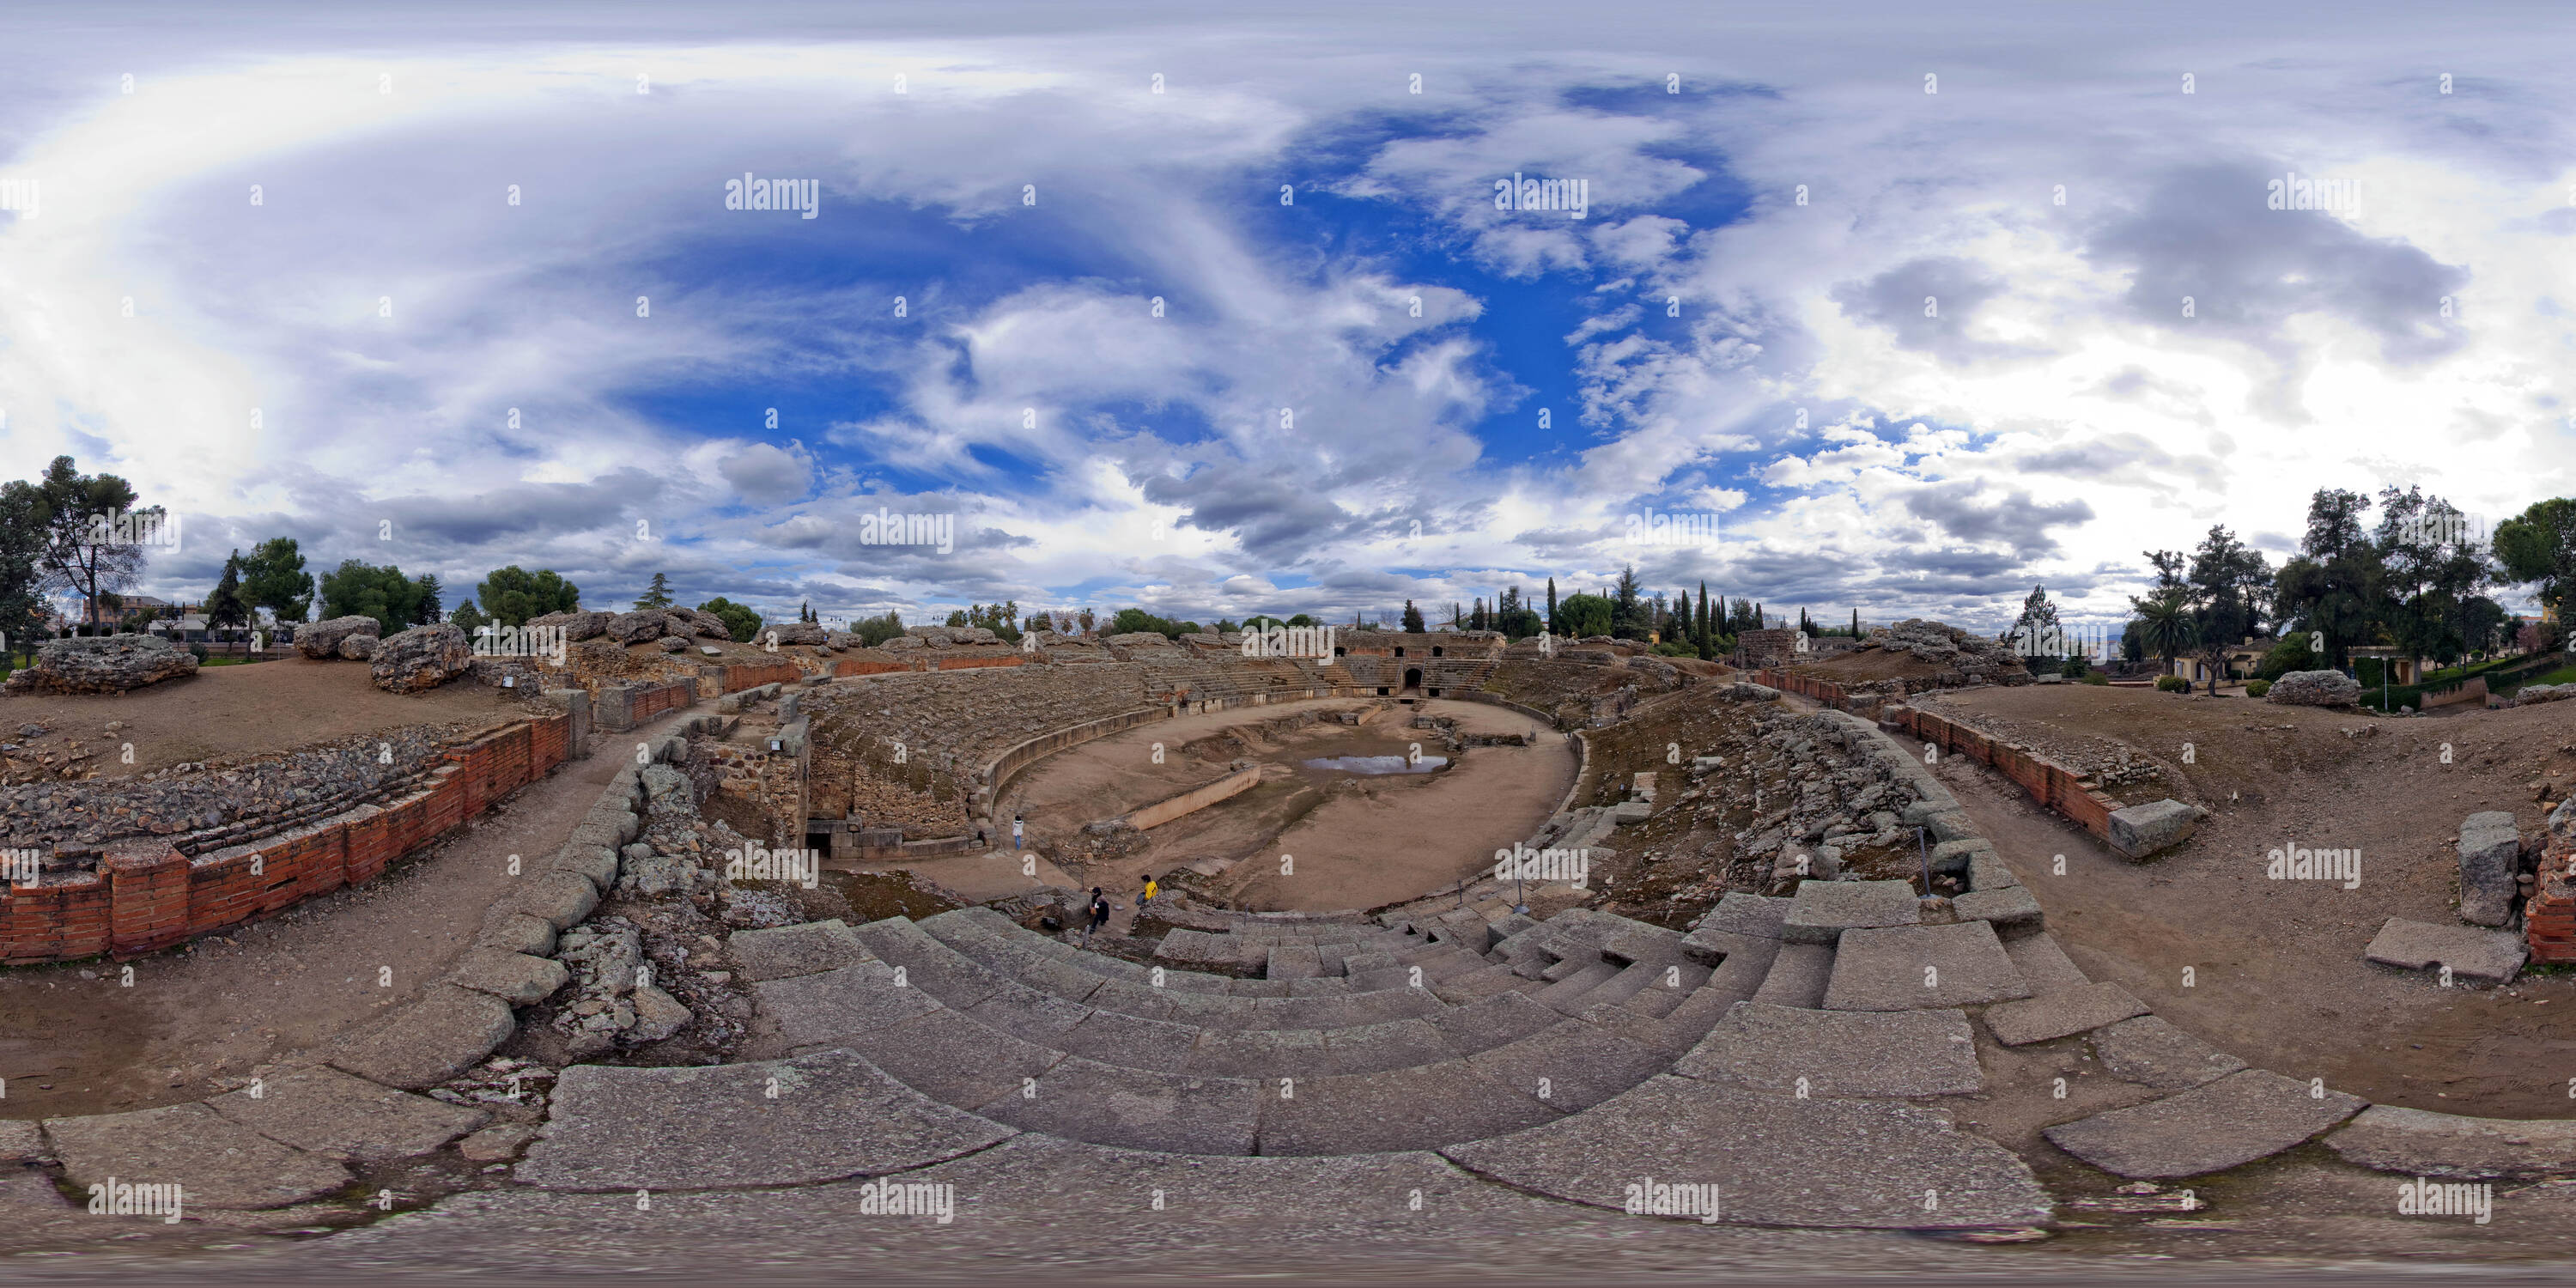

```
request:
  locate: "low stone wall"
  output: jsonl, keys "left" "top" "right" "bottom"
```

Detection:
{"left": 593, "top": 679, "right": 696, "bottom": 732}
{"left": 2, "top": 710, "right": 574, "bottom": 963}
{"left": 1455, "top": 689, "right": 1563, "bottom": 730}
{"left": 1124, "top": 767, "right": 1261, "bottom": 830}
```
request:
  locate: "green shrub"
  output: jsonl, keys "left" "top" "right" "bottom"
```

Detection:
{"left": 2255, "top": 635, "right": 2319, "bottom": 681}
{"left": 2154, "top": 674, "right": 2189, "bottom": 693}
{"left": 2059, "top": 653, "right": 2090, "bottom": 679}
{"left": 2080, "top": 671, "right": 2110, "bottom": 685}
{"left": 187, "top": 642, "right": 209, "bottom": 662}
{"left": 1653, "top": 641, "right": 1697, "bottom": 658}
{"left": 2245, "top": 678, "right": 2271, "bottom": 697}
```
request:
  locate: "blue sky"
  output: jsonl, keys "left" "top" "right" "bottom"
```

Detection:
{"left": 1, "top": 0, "right": 2571, "bottom": 632}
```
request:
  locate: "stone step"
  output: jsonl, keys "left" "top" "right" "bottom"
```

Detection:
{"left": 1533, "top": 960, "right": 1625, "bottom": 1013}
{"left": 1750, "top": 943, "right": 1835, "bottom": 1009}
{"left": 1619, "top": 960, "right": 1714, "bottom": 1018}
{"left": 869, "top": 915, "right": 1440, "bottom": 1031}
{"left": 1431, "top": 963, "right": 1536, "bottom": 1003}
{"left": 2043, "top": 1068, "right": 2366, "bottom": 1179}
{"left": 1820, "top": 920, "right": 2032, "bottom": 1012}
{"left": 1441, "top": 1074, "right": 2052, "bottom": 1230}
{"left": 1673, "top": 1002, "right": 1982, "bottom": 1097}
{"left": 1580, "top": 958, "right": 1671, "bottom": 1009}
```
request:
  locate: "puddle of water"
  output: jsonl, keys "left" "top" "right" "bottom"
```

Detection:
{"left": 1303, "top": 754, "right": 1447, "bottom": 775}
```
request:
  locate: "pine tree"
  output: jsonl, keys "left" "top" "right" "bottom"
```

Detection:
{"left": 206, "top": 551, "right": 250, "bottom": 630}
{"left": 1400, "top": 599, "right": 1425, "bottom": 632}
{"left": 635, "top": 572, "right": 674, "bottom": 611}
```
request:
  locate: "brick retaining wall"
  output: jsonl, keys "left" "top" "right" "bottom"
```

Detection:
{"left": 1, "top": 709, "right": 572, "bottom": 963}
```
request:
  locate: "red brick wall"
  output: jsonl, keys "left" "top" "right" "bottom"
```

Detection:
{"left": 933, "top": 654, "right": 1027, "bottom": 671}
{"left": 0, "top": 710, "right": 571, "bottom": 964}
{"left": 2531, "top": 835, "right": 2576, "bottom": 964}
{"left": 834, "top": 658, "right": 913, "bottom": 677}
{"left": 724, "top": 661, "right": 805, "bottom": 692}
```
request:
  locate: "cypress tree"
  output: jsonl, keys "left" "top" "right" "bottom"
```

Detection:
{"left": 1546, "top": 578, "right": 1558, "bottom": 635}
{"left": 1851, "top": 607, "right": 1860, "bottom": 638}
{"left": 1698, "top": 581, "right": 1712, "bottom": 659}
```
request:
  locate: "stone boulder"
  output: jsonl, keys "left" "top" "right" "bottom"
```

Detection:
{"left": 2268, "top": 669, "right": 2361, "bottom": 707}
{"left": 296, "top": 615, "right": 380, "bottom": 659}
{"left": 605, "top": 611, "right": 670, "bottom": 644}
{"left": 2516, "top": 683, "right": 2576, "bottom": 706}
{"left": 881, "top": 634, "right": 924, "bottom": 651}
{"left": 2458, "top": 811, "right": 2523, "bottom": 927}
{"left": 906, "top": 625, "right": 956, "bottom": 647}
{"left": 825, "top": 630, "right": 862, "bottom": 649}
{"left": 951, "top": 626, "right": 999, "bottom": 645}
{"left": 2107, "top": 799, "right": 2203, "bottom": 860}
{"left": 337, "top": 634, "right": 378, "bottom": 660}
{"left": 658, "top": 635, "right": 689, "bottom": 653}
{"left": 764, "top": 621, "right": 826, "bottom": 647}
{"left": 673, "top": 608, "right": 734, "bottom": 641}
{"left": 1, "top": 635, "right": 198, "bottom": 695}
{"left": 372, "top": 624, "right": 473, "bottom": 694}
{"left": 525, "top": 611, "right": 612, "bottom": 642}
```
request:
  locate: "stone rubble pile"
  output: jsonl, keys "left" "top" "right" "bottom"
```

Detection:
{"left": 614, "top": 763, "right": 728, "bottom": 898}
{"left": 2, "top": 635, "right": 200, "bottom": 695}
{"left": 1728, "top": 709, "right": 1933, "bottom": 887}
{"left": 1866, "top": 619, "right": 2032, "bottom": 688}
{"left": 0, "top": 726, "right": 453, "bottom": 850}
{"left": 550, "top": 916, "right": 694, "bottom": 1059}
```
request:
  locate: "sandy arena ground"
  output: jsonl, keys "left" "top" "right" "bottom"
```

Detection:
{"left": 1001, "top": 697, "right": 1575, "bottom": 913}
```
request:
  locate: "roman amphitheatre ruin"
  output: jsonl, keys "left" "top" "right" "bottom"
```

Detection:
{"left": 5, "top": 607, "right": 2576, "bottom": 1275}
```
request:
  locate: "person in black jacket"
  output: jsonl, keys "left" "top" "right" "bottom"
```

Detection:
{"left": 1084, "top": 887, "right": 1112, "bottom": 945}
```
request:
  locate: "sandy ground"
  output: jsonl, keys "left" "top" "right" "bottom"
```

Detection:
{"left": 0, "top": 656, "right": 543, "bottom": 780}
{"left": 0, "top": 707, "right": 693, "bottom": 1121}
{"left": 1910, "top": 683, "right": 2576, "bottom": 1117}
{"left": 1000, "top": 698, "right": 1574, "bottom": 914}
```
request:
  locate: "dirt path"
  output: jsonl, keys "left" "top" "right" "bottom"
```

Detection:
{"left": 0, "top": 708, "right": 692, "bottom": 1120}
{"left": 1924, "top": 720, "right": 2576, "bottom": 1118}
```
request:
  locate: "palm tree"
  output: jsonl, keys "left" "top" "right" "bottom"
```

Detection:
{"left": 2132, "top": 592, "right": 2197, "bottom": 677}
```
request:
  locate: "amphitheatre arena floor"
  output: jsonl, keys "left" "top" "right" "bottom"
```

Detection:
{"left": 1893, "top": 683, "right": 2576, "bottom": 1117}
{"left": 0, "top": 686, "right": 694, "bottom": 1121}
{"left": 999, "top": 697, "right": 1573, "bottom": 913}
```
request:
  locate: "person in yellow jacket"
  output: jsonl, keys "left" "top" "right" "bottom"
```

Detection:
{"left": 1138, "top": 873, "right": 1159, "bottom": 912}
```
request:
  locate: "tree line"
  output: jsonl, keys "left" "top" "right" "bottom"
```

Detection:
{"left": 2123, "top": 486, "right": 2575, "bottom": 693}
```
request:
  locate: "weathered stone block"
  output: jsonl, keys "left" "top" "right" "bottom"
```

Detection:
{"left": 2457, "top": 811, "right": 2522, "bottom": 927}
{"left": 2107, "top": 799, "right": 2201, "bottom": 860}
